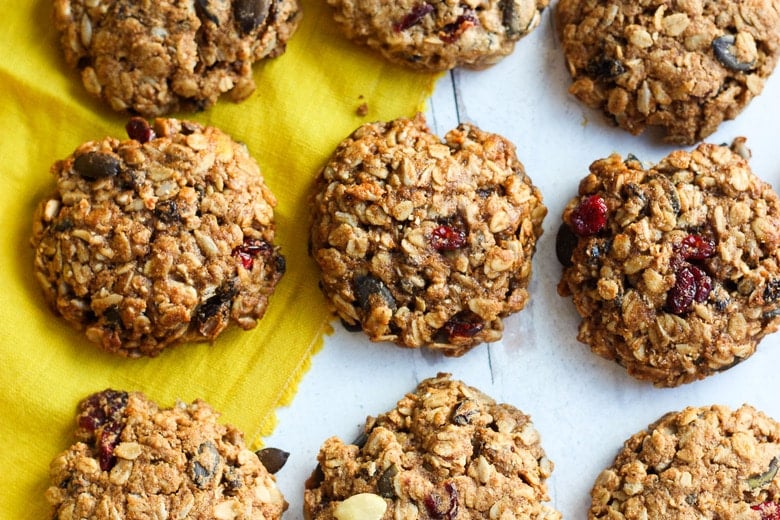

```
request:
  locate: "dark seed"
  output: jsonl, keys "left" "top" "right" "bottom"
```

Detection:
{"left": 712, "top": 35, "right": 755, "bottom": 72}
{"left": 54, "top": 218, "right": 74, "bottom": 232}
{"left": 125, "top": 117, "right": 155, "bottom": 143}
{"left": 748, "top": 457, "right": 779, "bottom": 489}
{"left": 586, "top": 56, "right": 625, "bottom": 79}
{"left": 256, "top": 447, "right": 289, "bottom": 474}
{"left": 555, "top": 224, "right": 577, "bottom": 267}
{"left": 354, "top": 275, "right": 396, "bottom": 312}
{"left": 190, "top": 441, "right": 221, "bottom": 488}
{"left": 195, "top": 0, "right": 220, "bottom": 25}
{"left": 340, "top": 318, "right": 363, "bottom": 332}
{"left": 154, "top": 200, "right": 180, "bottom": 223}
{"left": 234, "top": 0, "right": 270, "bottom": 34}
{"left": 624, "top": 153, "right": 641, "bottom": 167}
{"left": 763, "top": 279, "right": 780, "bottom": 303}
{"left": 73, "top": 152, "right": 121, "bottom": 180}
{"left": 377, "top": 464, "right": 398, "bottom": 498}
{"left": 222, "top": 466, "right": 243, "bottom": 494}
{"left": 500, "top": 0, "right": 523, "bottom": 37}
{"left": 304, "top": 464, "right": 325, "bottom": 490}
{"left": 452, "top": 399, "right": 479, "bottom": 425}
{"left": 394, "top": 3, "right": 434, "bottom": 32}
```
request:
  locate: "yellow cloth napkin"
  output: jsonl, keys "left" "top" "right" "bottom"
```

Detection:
{"left": 0, "top": 1, "right": 436, "bottom": 517}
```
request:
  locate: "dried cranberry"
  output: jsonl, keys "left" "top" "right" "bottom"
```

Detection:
{"left": 394, "top": 3, "right": 434, "bottom": 32}
{"left": 752, "top": 501, "right": 780, "bottom": 520}
{"left": 431, "top": 225, "right": 467, "bottom": 251}
{"left": 77, "top": 390, "right": 128, "bottom": 471}
{"left": 666, "top": 264, "right": 711, "bottom": 314}
{"left": 570, "top": 195, "right": 608, "bottom": 237}
{"left": 232, "top": 238, "right": 272, "bottom": 270}
{"left": 441, "top": 311, "right": 484, "bottom": 341}
{"left": 678, "top": 234, "right": 716, "bottom": 261}
{"left": 440, "top": 12, "right": 479, "bottom": 43}
{"left": 125, "top": 117, "right": 155, "bottom": 143}
{"left": 424, "top": 482, "right": 459, "bottom": 519}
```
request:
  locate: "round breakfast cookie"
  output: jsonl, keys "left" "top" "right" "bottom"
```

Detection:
{"left": 52, "top": 0, "right": 301, "bottom": 116}
{"left": 590, "top": 404, "right": 780, "bottom": 520}
{"left": 326, "top": 0, "right": 548, "bottom": 71}
{"left": 556, "top": 140, "right": 780, "bottom": 387}
{"left": 45, "top": 389, "right": 288, "bottom": 520}
{"left": 31, "top": 117, "right": 284, "bottom": 357}
{"left": 556, "top": 0, "right": 780, "bottom": 144}
{"left": 303, "top": 373, "right": 562, "bottom": 520}
{"left": 309, "top": 114, "right": 546, "bottom": 357}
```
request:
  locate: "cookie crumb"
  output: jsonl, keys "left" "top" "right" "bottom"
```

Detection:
{"left": 355, "top": 102, "right": 369, "bottom": 116}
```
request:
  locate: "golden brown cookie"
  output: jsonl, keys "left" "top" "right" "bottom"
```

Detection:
{"left": 556, "top": 0, "right": 780, "bottom": 144}
{"left": 45, "top": 389, "right": 288, "bottom": 520}
{"left": 591, "top": 404, "right": 780, "bottom": 519}
{"left": 310, "top": 114, "right": 546, "bottom": 356}
{"left": 327, "top": 0, "right": 548, "bottom": 71}
{"left": 31, "top": 118, "right": 284, "bottom": 357}
{"left": 53, "top": 0, "right": 301, "bottom": 116}
{"left": 304, "top": 373, "right": 562, "bottom": 520}
{"left": 557, "top": 140, "right": 780, "bottom": 387}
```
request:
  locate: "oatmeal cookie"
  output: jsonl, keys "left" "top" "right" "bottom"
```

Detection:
{"left": 31, "top": 117, "right": 284, "bottom": 357}
{"left": 556, "top": 140, "right": 780, "bottom": 387}
{"left": 556, "top": 0, "right": 780, "bottom": 144}
{"left": 53, "top": 0, "right": 301, "bottom": 116}
{"left": 590, "top": 404, "right": 780, "bottom": 520}
{"left": 326, "top": 0, "right": 548, "bottom": 71}
{"left": 309, "top": 114, "right": 546, "bottom": 356}
{"left": 45, "top": 389, "right": 288, "bottom": 520}
{"left": 303, "top": 373, "right": 562, "bottom": 520}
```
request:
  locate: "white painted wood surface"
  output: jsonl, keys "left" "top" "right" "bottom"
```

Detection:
{"left": 268, "top": 14, "right": 780, "bottom": 519}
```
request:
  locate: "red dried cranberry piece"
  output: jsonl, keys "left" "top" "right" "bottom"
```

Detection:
{"left": 77, "top": 390, "right": 128, "bottom": 471}
{"left": 442, "top": 311, "right": 484, "bottom": 341}
{"left": 752, "top": 501, "right": 780, "bottom": 520}
{"left": 125, "top": 117, "right": 156, "bottom": 143}
{"left": 666, "top": 264, "right": 712, "bottom": 314}
{"left": 678, "top": 234, "right": 716, "bottom": 260}
{"left": 431, "top": 225, "right": 467, "bottom": 251}
{"left": 424, "top": 482, "right": 459, "bottom": 519}
{"left": 440, "top": 11, "right": 479, "bottom": 43}
{"left": 232, "top": 238, "right": 272, "bottom": 270}
{"left": 570, "top": 195, "right": 608, "bottom": 237}
{"left": 394, "top": 3, "right": 434, "bottom": 32}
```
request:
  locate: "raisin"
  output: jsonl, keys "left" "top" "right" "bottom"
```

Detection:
{"left": 441, "top": 311, "right": 484, "bottom": 341}
{"left": 424, "top": 482, "right": 459, "bottom": 519}
{"left": 154, "top": 199, "right": 180, "bottom": 223}
{"left": 440, "top": 11, "right": 479, "bottom": 43}
{"left": 195, "top": 0, "right": 220, "bottom": 25}
{"left": 712, "top": 35, "right": 755, "bottom": 72}
{"left": 394, "top": 3, "right": 434, "bottom": 32}
{"left": 667, "top": 264, "right": 711, "bottom": 314}
{"left": 194, "top": 283, "right": 237, "bottom": 332}
{"left": 256, "top": 447, "right": 289, "bottom": 474}
{"left": 678, "top": 234, "right": 715, "bottom": 261}
{"left": 431, "top": 224, "right": 467, "bottom": 251}
{"left": 752, "top": 501, "right": 780, "bottom": 520}
{"left": 232, "top": 238, "right": 272, "bottom": 270}
{"left": 125, "top": 117, "right": 155, "bottom": 143}
{"left": 570, "top": 195, "right": 607, "bottom": 236}
{"left": 586, "top": 57, "right": 625, "bottom": 79}
{"left": 76, "top": 389, "right": 128, "bottom": 471}
{"left": 377, "top": 464, "right": 399, "bottom": 498}
{"left": 73, "top": 152, "right": 121, "bottom": 180}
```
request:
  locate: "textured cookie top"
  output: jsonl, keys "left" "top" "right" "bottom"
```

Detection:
{"left": 557, "top": 140, "right": 780, "bottom": 387}
{"left": 591, "top": 404, "right": 780, "bottom": 520}
{"left": 326, "top": 0, "right": 548, "bottom": 71}
{"left": 556, "top": 0, "right": 780, "bottom": 144}
{"left": 31, "top": 118, "right": 284, "bottom": 357}
{"left": 309, "top": 114, "right": 546, "bottom": 356}
{"left": 304, "top": 373, "right": 562, "bottom": 520}
{"left": 53, "top": 0, "right": 301, "bottom": 116}
{"left": 45, "top": 390, "right": 287, "bottom": 520}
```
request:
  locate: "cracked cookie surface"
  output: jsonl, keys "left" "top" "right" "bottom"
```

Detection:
{"left": 309, "top": 114, "right": 546, "bottom": 356}
{"left": 303, "top": 373, "right": 562, "bottom": 520}
{"left": 45, "top": 389, "right": 287, "bottom": 520}
{"left": 591, "top": 404, "right": 780, "bottom": 520}
{"left": 31, "top": 118, "right": 284, "bottom": 357}
{"left": 557, "top": 140, "right": 780, "bottom": 387}
{"left": 327, "top": 0, "right": 548, "bottom": 71}
{"left": 53, "top": 0, "right": 301, "bottom": 116}
{"left": 556, "top": 0, "right": 780, "bottom": 144}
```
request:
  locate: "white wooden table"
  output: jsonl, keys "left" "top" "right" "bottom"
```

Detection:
{"left": 267, "top": 16, "right": 780, "bottom": 519}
